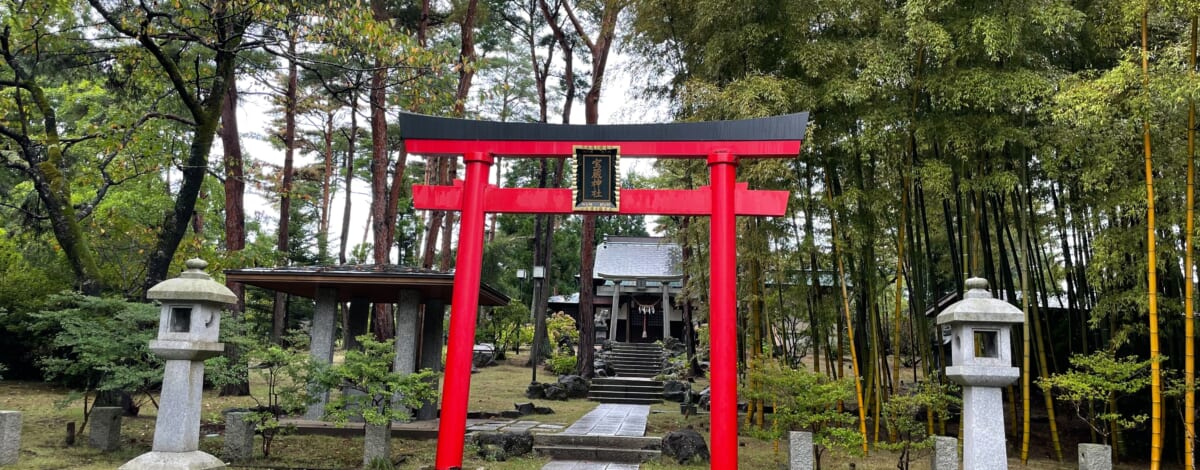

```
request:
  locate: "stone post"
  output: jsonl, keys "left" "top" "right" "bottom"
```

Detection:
{"left": 0, "top": 411, "right": 20, "bottom": 465}
{"left": 89, "top": 407, "right": 123, "bottom": 451}
{"left": 305, "top": 286, "right": 338, "bottom": 420}
{"left": 121, "top": 258, "right": 235, "bottom": 470}
{"left": 363, "top": 422, "right": 392, "bottom": 468}
{"left": 788, "top": 431, "right": 813, "bottom": 470}
{"left": 1078, "top": 443, "right": 1112, "bottom": 470}
{"left": 417, "top": 300, "right": 445, "bottom": 420}
{"left": 662, "top": 283, "right": 672, "bottom": 340}
{"left": 392, "top": 289, "right": 420, "bottom": 416}
{"left": 931, "top": 436, "right": 959, "bottom": 470}
{"left": 222, "top": 412, "right": 255, "bottom": 461}
{"left": 937, "top": 278, "right": 1023, "bottom": 470}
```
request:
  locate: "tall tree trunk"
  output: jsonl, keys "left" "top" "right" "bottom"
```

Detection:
{"left": 368, "top": 0, "right": 396, "bottom": 340}
{"left": 219, "top": 77, "right": 250, "bottom": 395}
{"left": 1143, "top": 7, "right": 1164, "bottom": 467}
{"left": 272, "top": 33, "right": 299, "bottom": 345}
{"left": 1186, "top": 16, "right": 1198, "bottom": 470}
{"left": 319, "top": 109, "right": 335, "bottom": 262}
{"left": 339, "top": 92, "right": 358, "bottom": 265}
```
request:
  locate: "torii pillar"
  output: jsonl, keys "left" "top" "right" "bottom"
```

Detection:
{"left": 400, "top": 112, "right": 809, "bottom": 470}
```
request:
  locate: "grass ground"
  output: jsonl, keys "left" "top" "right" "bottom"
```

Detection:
{"left": 0, "top": 349, "right": 1160, "bottom": 469}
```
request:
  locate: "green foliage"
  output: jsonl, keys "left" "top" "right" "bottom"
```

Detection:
{"left": 1039, "top": 351, "right": 1152, "bottom": 445}
{"left": 546, "top": 311, "right": 579, "bottom": 351}
{"left": 742, "top": 358, "right": 863, "bottom": 467}
{"left": 35, "top": 292, "right": 162, "bottom": 409}
{"left": 321, "top": 334, "right": 437, "bottom": 427}
{"left": 208, "top": 326, "right": 320, "bottom": 457}
{"left": 878, "top": 378, "right": 960, "bottom": 470}
{"left": 546, "top": 354, "right": 577, "bottom": 376}
{"left": 477, "top": 302, "right": 529, "bottom": 358}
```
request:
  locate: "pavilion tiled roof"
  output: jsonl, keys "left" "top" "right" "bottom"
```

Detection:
{"left": 593, "top": 237, "right": 682, "bottom": 279}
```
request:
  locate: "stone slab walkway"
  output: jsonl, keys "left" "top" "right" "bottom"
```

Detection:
{"left": 560, "top": 403, "right": 648, "bottom": 437}
{"left": 541, "top": 403, "right": 651, "bottom": 470}
{"left": 541, "top": 461, "right": 640, "bottom": 470}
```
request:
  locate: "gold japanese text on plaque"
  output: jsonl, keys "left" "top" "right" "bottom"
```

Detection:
{"left": 572, "top": 146, "right": 620, "bottom": 212}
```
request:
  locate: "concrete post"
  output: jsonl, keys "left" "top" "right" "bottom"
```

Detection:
{"left": 89, "top": 407, "right": 123, "bottom": 452}
{"left": 392, "top": 289, "right": 420, "bottom": 416}
{"left": 0, "top": 411, "right": 19, "bottom": 466}
{"left": 222, "top": 412, "right": 255, "bottom": 461}
{"left": 788, "top": 431, "right": 813, "bottom": 470}
{"left": 931, "top": 436, "right": 959, "bottom": 470}
{"left": 610, "top": 284, "right": 621, "bottom": 341}
{"left": 305, "top": 286, "right": 338, "bottom": 420}
{"left": 1078, "top": 443, "right": 1112, "bottom": 470}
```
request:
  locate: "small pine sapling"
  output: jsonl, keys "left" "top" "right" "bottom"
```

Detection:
{"left": 1038, "top": 350, "right": 1151, "bottom": 446}
{"left": 878, "top": 378, "right": 960, "bottom": 470}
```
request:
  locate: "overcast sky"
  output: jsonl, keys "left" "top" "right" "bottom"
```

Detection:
{"left": 229, "top": 51, "right": 670, "bottom": 262}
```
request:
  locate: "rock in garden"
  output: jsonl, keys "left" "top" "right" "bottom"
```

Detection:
{"left": 472, "top": 431, "right": 534, "bottom": 461}
{"left": 525, "top": 382, "right": 545, "bottom": 399}
{"left": 514, "top": 402, "right": 535, "bottom": 416}
{"left": 557, "top": 375, "right": 589, "bottom": 398}
{"left": 541, "top": 383, "right": 569, "bottom": 400}
{"left": 534, "top": 406, "right": 555, "bottom": 415}
{"left": 663, "top": 380, "right": 690, "bottom": 402}
{"left": 662, "top": 427, "right": 710, "bottom": 464}
{"left": 472, "top": 344, "right": 496, "bottom": 368}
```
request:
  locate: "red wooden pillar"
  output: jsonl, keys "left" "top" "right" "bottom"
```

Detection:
{"left": 707, "top": 150, "right": 739, "bottom": 468}
{"left": 435, "top": 151, "right": 493, "bottom": 470}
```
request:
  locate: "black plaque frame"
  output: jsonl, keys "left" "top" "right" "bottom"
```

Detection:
{"left": 573, "top": 146, "right": 621, "bottom": 212}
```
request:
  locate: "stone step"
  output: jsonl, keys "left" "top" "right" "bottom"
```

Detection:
{"left": 592, "top": 378, "right": 663, "bottom": 387}
{"left": 587, "top": 392, "right": 663, "bottom": 402}
{"left": 534, "top": 445, "right": 661, "bottom": 463}
{"left": 614, "top": 372, "right": 660, "bottom": 378}
{"left": 590, "top": 384, "right": 663, "bottom": 394}
{"left": 609, "top": 358, "right": 662, "bottom": 365}
{"left": 611, "top": 366, "right": 662, "bottom": 374}
{"left": 587, "top": 396, "right": 663, "bottom": 405}
{"left": 607, "top": 354, "right": 662, "bottom": 362}
{"left": 610, "top": 346, "right": 663, "bottom": 354}
{"left": 534, "top": 434, "right": 661, "bottom": 449}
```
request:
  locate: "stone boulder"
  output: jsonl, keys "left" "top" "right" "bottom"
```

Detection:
{"left": 472, "top": 344, "right": 496, "bottom": 368}
{"left": 472, "top": 431, "right": 533, "bottom": 461}
{"left": 514, "top": 402, "right": 535, "bottom": 416}
{"left": 697, "top": 387, "right": 711, "bottom": 410}
{"left": 541, "top": 383, "right": 568, "bottom": 401}
{"left": 663, "top": 380, "right": 691, "bottom": 402}
{"left": 525, "top": 382, "right": 545, "bottom": 399}
{"left": 558, "top": 375, "right": 589, "bottom": 398}
{"left": 662, "top": 428, "right": 710, "bottom": 464}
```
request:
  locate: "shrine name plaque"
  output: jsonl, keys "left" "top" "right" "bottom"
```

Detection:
{"left": 573, "top": 146, "right": 621, "bottom": 212}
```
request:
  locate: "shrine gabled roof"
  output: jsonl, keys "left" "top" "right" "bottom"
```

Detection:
{"left": 224, "top": 264, "right": 509, "bottom": 306}
{"left": 594, "top": 237, "right": 683, "bottom": 280}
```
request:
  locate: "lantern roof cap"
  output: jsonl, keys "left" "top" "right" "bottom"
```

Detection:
{"left": 936, "top": 277, "right": 1024, "bottom": 325}
{"left": 147, "top": 259, "right": 237, "bottom": 305}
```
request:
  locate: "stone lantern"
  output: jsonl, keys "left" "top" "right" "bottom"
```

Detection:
{"left": 937, "top": 277, "right": 1023, "bottom": 470}
{"left": 122, "top": 259, "right": 236, "bottom": 470}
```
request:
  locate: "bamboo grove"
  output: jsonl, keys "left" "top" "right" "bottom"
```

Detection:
{"left": 633, "top": 0, "right": 1200, "bottom": 466}
{"left": 3, "top": 0, "right": 1200, "bottom": 467}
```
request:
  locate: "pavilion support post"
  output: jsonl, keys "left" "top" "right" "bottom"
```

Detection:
{"left": 346, "top": 298, "right": 369, "bottom": 351}
{"left": 435, "top": 151, "right": 493, "bottom": 470}
{"left": 708, "top": 151, "right": 739, "bottom": 469}
{"left": 610, "top": 284, "right": 621, "bottom": 341}
{"left": 305, "top": 287, "right": 339, "bottom": 420}
{"left": 393, "top": 290, "right": 420, "bottom": 415}
{"left": 662, "top": 283, "right": 671, "bottom": 340}
{"left": 417, "top": 300, "right": 445, "bottom": 420}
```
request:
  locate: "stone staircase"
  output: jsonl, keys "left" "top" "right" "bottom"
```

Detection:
{"left": 533, "top": 434, "right": 662, "bottom": 463}
{"left": 608, "top": 342, "right": 664, "bottom": 378}
{"left": 587, "top": 342, "right": 664, "bottom": 404}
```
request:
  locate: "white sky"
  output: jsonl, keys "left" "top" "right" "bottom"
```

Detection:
{"left": 229, "top": 51, "right": 669, "bottom": 261}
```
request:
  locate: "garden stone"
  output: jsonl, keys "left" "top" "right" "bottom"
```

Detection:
{"left": 534, "top": 406, "right": 555, "bottom": 415}
{"left": 788, "top": 431, "right": 813, "bottom": 470}
{"left": 525, "top": 382, "right": 545, "bottom": 399}
{"left": 663, "top": 380, "right": 690, "bottom": 402}
{"left": 89, "top": 406, "right": 123, "bottom": 452}
{"left": 472, "top": 344, "right": 496, "bottom": 368}
{"left": 500, "top": 411, "right": 522, "bottom": 419}
{"left": 541, "top": 383, "right": 568, "bottom": 400}
{"left": 1078, "top": 443, "right": 1111, "bottom": 470}
{"left": 222, "top": 412, "right": 255, "bottom": 461}
{"left": 557, "top": 375, "right": 589, "bottom": 398}
{"left": 0, "top": 411, "right": 21, "bottom": 466}
{"left": 472, "top": 431, "right": 533, "bottom": 461}
{"left": 932, "top": 436, "right": 959, "bottom": 470}
{"left": 515, "top": 402, "right": 535, "bottom": 415}
{"left": 662, "top": 427, "right": 710, "bottom": 464}
{"left": 362, "top": 422, "right": 391, "bottom": 468}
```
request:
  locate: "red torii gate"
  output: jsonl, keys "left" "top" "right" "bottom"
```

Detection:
{"left": 400, "top": 112, "right": 809, "bottom": 469}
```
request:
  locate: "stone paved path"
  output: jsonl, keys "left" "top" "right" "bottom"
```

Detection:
{"left": 466, "top": 419, "right": 565, "bottom": 434}
{"left": 541, "top": 403, "right": 651, "bottom": 470}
